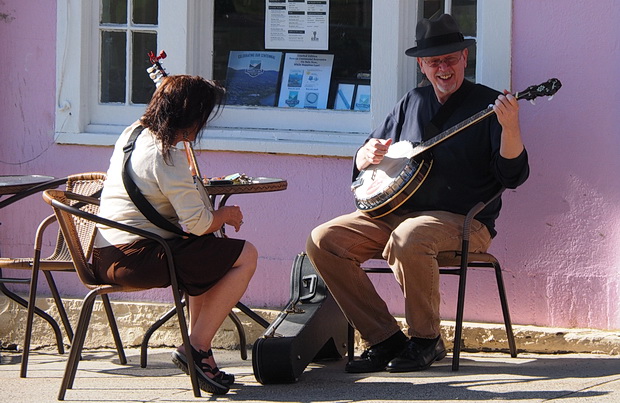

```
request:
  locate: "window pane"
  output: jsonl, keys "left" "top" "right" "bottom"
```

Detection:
{"left": 213, "top": 0, "right": 372, "bottom": 110}
{"left": 131, "top": 31, "right": 158, "bottom": 104}
{"left": 101, "top": 0, "right": 128, "bottom": 24}
{"left": 101, "top": 30, "right": 127, "bottom": 103}
{"left": 452, "top": 0, "right": 476, "bottom": 81}
{"left": 133, "top": 0, "right": 158, "bottom": 25}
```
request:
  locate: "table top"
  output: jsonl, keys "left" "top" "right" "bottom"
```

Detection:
{"left": 204, "top": 177, "right": 287, "bottom": 196}
{"left": 0, "top": 175, "right": 57, "bottom": 195}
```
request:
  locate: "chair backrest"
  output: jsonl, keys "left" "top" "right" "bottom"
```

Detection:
{"left": 43, "top": 189, "right": 102, "bottom": 289}
{"left": 45, "top": 172, "right": 106, "bottom": 262}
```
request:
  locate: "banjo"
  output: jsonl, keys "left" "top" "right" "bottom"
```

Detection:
{"left": 352, "top": 78, "right": 562, "bottom": 218}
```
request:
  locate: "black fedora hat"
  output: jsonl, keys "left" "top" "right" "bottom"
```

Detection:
{"left": 405, "top": 14, "right": 476, "bottom": 57}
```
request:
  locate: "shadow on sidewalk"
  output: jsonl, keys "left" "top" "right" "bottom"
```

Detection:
{"left": 2, "top": 348, "right": 619, "bottom": 402}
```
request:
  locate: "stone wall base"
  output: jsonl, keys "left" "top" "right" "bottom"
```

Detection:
{"left": 1, "top": 297, "right": 618, "bottom": 355}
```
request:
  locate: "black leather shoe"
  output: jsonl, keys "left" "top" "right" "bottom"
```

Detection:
{"left": 345, "top": 334, "right": 407, "bottom": 373}
{"left": 386, "top": 336, "right": 447, "bottom": 372}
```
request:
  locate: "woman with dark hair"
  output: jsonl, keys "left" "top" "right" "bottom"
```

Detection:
{"left": 94, "top": 75, "right": 257, "bottom": 395}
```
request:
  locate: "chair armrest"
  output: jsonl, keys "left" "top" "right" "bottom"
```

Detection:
{"left": 46, "top": 192, "right": 181, "bottom": 290}
{"left": 462, "top": 187, "right": 505, "bottom": 241}
{"left": 63, "top": 191, "right": 101, "bottom": 207}
{"left": 33, "top": 214, "right": 59, "bottom": 252}
{"left": 49, "top": 195, "right": 162, "bottom": 244}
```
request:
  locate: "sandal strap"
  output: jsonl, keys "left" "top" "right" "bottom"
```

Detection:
{"left": 191, "top": 347, "right": 229, "bottom": 376}
{"left": 189, "top": 346, "right": 233, "bottom": 383}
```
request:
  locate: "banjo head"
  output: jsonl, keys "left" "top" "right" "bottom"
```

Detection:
{"left": 352, "top": 140, "right": 431, "bottom": 217}
{"left": 354, "top": 141, "right": 415, "bottom": 198}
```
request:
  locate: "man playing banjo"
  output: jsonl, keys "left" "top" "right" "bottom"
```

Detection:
{"left": 306, "top": 14, "right": 529, "bottom": 373}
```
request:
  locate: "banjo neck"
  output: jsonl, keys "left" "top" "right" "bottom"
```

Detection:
{"left": 412, "top": 105, "right": 495, "bottom": 157}
{"left": 184, "top": 141, "right": 223, "bottom": 238}
{"left": 412, "top": 78, "right": 563, "bottom": 157}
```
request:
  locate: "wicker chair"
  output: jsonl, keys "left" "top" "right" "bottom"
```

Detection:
{"left": 0, "top": 173, "right": 126, "bottom": 377}
{"left": 347, "top": 188, "right": 518, "bottom": 371}
{"left": 43, "top": 189, "right": 203, "bottom": 400}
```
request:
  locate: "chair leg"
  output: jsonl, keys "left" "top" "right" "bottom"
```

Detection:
{"left": 452, "top": 265, "right": 468, "bottom": 372}
{"left": 44, "top": 270, "right": 74, "bottom": 341}
{"left": 227, "top": 310, "right": 247, "bottom": 360}
{"left": 235, "top": 301, "right": 270, "bottom": 328}
{"left": 58, "top": 290, "right": 98, "bottom": 401}
{"left": 141, "top": 298, "right": 250, "bottom": 366}
{"left": 493, "top": 262, "right": 518, "bottom": 357}
{"left": 347, "top": 324, "right": 355, "bottom": 362}
{"left": 0, "top": 276, "right": 65, "bottom": 356}
{"left": 100, "top": 294, "right": 127, "bottom": 365}
{"left": 140, "top": 304, "right": 178, "bottom": 368}
{"left": 21, "top": 255, "right": 61, "bottom": 378}
{"left": 171, "top": 289, "right": 201, "bottom": 398}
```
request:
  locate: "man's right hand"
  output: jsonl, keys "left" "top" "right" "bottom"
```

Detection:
{"left": 356, "top": 138, "right": 393, "bottom": 170}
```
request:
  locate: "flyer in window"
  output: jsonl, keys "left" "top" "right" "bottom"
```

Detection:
{"left": 225, "top": 51, "right": 283, "bottom": 106}
{"left": 354, "top": 85, "right": 371, "bottom": 111}
{"left": 265, "top": 0, "right": 329, "bottom": 50}
{"left": 277, "top": 53, "right": 334, "bottom": 109}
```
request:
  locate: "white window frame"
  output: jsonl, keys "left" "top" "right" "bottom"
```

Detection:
{"left": 55, "top": 0, "right": 511, "bottom": 157}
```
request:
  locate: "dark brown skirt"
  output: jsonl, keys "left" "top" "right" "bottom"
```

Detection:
{"left": 92, "top": 235, "right": 245, "bottom": 296}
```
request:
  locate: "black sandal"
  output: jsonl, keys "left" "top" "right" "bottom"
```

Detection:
{"left": 201, "top": 348, "right": 235, "bottom": 385}
{"left": 171, "top": 346, "right": 230, "bottom": 394}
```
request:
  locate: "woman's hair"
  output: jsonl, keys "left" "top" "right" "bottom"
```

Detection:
{"left": 140, "top": 75, "right": 226, "bottom": 164}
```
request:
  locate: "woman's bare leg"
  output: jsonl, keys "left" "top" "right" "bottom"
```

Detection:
{"left": 187, "top": 241, "right": 258, "bottom": 361}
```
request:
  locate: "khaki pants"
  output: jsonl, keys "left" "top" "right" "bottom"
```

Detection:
{"left": 306, "top": 209, "right": 492, "bottom": 347}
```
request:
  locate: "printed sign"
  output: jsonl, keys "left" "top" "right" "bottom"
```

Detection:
{"left": 278, "top": 53, "right": 334, "bottom": 109}
{"left": 266, "top": 0, "right": 329, "bottom": 50}
{"left": 225, "top": 51, "right": 283, "bottom": 106}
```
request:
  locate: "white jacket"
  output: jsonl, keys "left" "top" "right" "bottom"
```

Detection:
{"left": 95, "top": 122, "right": 213, "bottom": 247}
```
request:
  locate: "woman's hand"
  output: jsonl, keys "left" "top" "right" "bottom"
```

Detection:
{"left": 208, "top": 205, "right": 244, "bottom": 233}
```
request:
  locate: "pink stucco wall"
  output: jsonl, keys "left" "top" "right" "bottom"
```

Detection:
{"left": 1, "top": 1, "right": 619, "bottom": 331}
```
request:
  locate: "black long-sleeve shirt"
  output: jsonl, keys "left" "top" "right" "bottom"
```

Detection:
{"left": 354, "top": 81, "right": 529, "bottom": 237}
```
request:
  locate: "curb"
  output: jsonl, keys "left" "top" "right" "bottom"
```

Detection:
{"left": 1, "top": 297, "right": 618, "bottom": 355}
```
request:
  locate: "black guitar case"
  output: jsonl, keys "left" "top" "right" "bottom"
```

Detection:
{"left": 252, "top": 252, "right": 349, "bottom": 384}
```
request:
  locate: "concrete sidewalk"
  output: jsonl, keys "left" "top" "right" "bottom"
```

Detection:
{"left": 1, "top": 346, "right": 619, "bottom": 402}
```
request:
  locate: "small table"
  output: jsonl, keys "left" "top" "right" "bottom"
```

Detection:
{"left": 140, "top": 176, "right": 287, "bottom": 362}
{"left": 0, "top": 175, "right": 65, "bottom": 210}
{"left": 206, "top": 177, "right": 287, "bottom": 328}
{"left": 205, "top": 176, "right": 288, "bottom": 208}
{"left": 0, "top": 175, "right": 65, "bottom": 360}
{"left": 0, "top": 175, "right": 57, "bottom": 196}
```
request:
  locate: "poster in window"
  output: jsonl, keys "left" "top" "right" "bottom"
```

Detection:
{"left": 277, "top": 53, "right": 334, "bottom": 109}
{"left": 353, "top": 85, "right": 371, "bottom": 111}
{"left": 265, "top": 0, "right": 329, "bottom": 50}
{"left": 225, "top": 51, "right": 283, "bottom": 106}
{"left": 333, "top": 83, "right": 355, "bottom": 110}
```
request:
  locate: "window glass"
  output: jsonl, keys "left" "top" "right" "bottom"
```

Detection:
{"left": 213, "top": 0, "right": 372, "bottom": 111}
{"left": 133, "top": 0, "right": 158, "bottom": 25}
{"left": 101, "top": 0, "right": 128, "bottom": 24}
{"left": 100, "top": 30, "right": 127, "bottom": 103}
{"left": 131, "top": 31, "right": 158, "bottom": 104}
{"left": 99, "top": 0, "right": 158, "bottom": 105}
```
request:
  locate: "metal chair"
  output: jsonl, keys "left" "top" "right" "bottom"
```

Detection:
{"left": 0, "top": 173, "right": 126, "bottom": 377}
{"left": 43, "top": 189, "right": 203, "bottom": 399}
{"left": 347, "top": 188, "right": 518, "bottom": 371}
{"left": 0, "top": 177, "right": 67, "bottom": 356}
